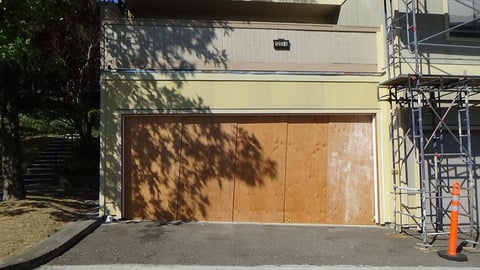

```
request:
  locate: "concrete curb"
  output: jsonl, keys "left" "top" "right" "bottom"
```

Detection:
{"left": 0, "top": 217, "right": 104, "bottom": 270}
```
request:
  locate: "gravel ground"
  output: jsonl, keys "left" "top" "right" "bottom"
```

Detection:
{"left": 0, "top": 191, "right": 97, "bottom": 259}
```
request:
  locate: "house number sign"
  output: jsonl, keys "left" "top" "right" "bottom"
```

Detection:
{"left": 273, "top": 39, "right": 291, "bottom": 50}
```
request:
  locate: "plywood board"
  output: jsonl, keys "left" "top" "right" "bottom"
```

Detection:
{"left": 233, "top": 116, "right": 288, "bottom": 222}
{"left": 177, "top": 116, "right": 237, "bottom": 221}
{"left": 284, "top": 115, "right": 329, "bottom": 223}
{"left": 327, "top": 115, "right": 374, "bottom": 224}
{"left": 123, "top": 114, "right": 375, "bottom": 225}
{"left": 123, "top": 116, "right": 182, "bottom": 221}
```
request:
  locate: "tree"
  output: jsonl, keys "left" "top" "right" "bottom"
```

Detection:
{"left": 29, "top": 0, "right": 100, "bottom": 141}
{"left": 1, "top": 0, "right": 100, "bottom": 200}
{"left": 0, "top": 0, "right": 42, "bottom": 200}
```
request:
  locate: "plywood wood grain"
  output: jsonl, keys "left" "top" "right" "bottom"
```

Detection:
{"left": 327, "top": 115, "right": 374, "bottom": 224}
{"left": 123, "top": 114, "right": 375, "bottom": 225}
{"left": 233, "top": 116, "right": 288, "bottom": 222}
{"left": 177, "top": 116, "right": 237, "bottom": 221}
{"left": 284, "top": 115, "right": 329, "bottom": 223}
{"left": 123, "top": 116, "right": 182, "bottom": 221}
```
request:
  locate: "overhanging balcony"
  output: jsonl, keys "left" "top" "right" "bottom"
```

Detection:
{"left": 125, "top": 0, "right": 345, "bottom": 23}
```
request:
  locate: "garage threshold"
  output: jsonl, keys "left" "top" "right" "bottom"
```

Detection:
{"left": 196, "top": 221, "right": 383, "bottom": 228}
{"left": 118, "top": 219, "right": 384, "bottom": 229}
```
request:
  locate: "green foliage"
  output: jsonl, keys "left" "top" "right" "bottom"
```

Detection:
{"left": 19, "top": 113, "right": 74, "bottom": 137}
{"left": 88, "top": 109, "right": 100, "bottom": 138}
{"left": 2, "top": 0, "right": 100, "bottom": 137}
{"left": 1, "top": 0, "right": 100, "bottom": 199}
{"left": 0, "top": 0, "right": 55, "bottom": 64}
{"left": 0, "top": 35, "right": 32, "bottom": 62}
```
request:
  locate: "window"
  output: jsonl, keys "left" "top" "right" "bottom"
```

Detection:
{"left": 448, "top": 0, "right": 480, "bottom": 38}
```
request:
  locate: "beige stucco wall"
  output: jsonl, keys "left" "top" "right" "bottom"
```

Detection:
{"left": 100, "top": 72, "right": 394, "bottom": 223}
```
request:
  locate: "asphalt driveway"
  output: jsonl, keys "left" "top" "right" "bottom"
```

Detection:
{"left": 46, "top": 222, "right": 480, "bottom": 268}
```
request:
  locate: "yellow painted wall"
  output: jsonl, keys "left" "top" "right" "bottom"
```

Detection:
{"left": 100, "top": 72, "right": 394, "bottom": 223}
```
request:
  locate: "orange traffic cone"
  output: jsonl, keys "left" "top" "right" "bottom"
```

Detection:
{"left": 438, "top": 181, "right": 468, "bottom": 261}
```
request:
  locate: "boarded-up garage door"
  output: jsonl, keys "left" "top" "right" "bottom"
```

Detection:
{"left": 123, "top": 115, "right": 374, "bottom": 224}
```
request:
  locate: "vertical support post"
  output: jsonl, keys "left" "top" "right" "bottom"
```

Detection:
{"left": 409, "top": 74, "right": 428, "bottom": 245}
{"left": 457, "top": 83, "right": 479, "bottom": 242}
{"left": 384, "top": 0, "right": 392, "bottom": 78}
{"left": 389, "top": 88, "right": 399, "bottom": 232}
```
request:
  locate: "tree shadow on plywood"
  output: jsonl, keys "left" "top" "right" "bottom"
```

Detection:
{"left": 102, "top": 16, "right": 279, "bottom": 222}
{"left": 122, "top": 99, "right": 279, "bottom": 221}
{"left": 101, "top": 16, "right": 231, "bottom": 218}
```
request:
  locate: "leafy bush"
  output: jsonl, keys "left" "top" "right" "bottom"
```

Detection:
{"left": 19, "top": 113, "right": 74, "bottom": 137}
{"left": 88, "top": 109, "right": 100, "bottom": 138}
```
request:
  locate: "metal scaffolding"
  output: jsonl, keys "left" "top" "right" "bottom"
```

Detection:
{"left": 382, "top": 0, "right": 480, "bottom": 247}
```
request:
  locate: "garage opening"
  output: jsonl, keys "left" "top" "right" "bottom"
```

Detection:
{"left": 123, "top": 114, "right": 375, "bottom": 224}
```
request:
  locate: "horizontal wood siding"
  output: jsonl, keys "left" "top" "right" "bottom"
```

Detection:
{"left": 104, "top": 21, "right": 378, "bottom": 72}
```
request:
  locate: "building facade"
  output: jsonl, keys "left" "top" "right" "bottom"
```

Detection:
{"left": 99, "top": 0, "right": 480, "bottom": 243}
